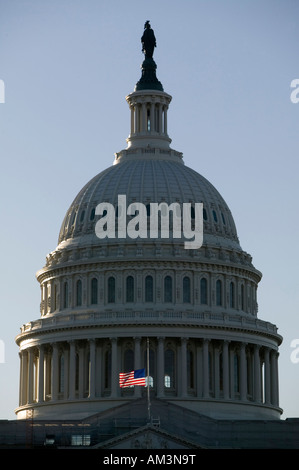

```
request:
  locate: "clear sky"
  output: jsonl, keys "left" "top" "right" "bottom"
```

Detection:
{"left": 0, "top": 0, "right": 298, "bottom": 420}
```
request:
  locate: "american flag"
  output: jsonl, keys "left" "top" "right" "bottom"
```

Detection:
{"left": 119, "top": 368, "right": 146, "bottom": 387}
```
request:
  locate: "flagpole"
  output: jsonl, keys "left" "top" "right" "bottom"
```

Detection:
{"left": 147, "top": 337, "right": 151, "bottom": 423}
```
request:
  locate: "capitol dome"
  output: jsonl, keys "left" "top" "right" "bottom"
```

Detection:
{"left": 15, "top": 23, "right": 282, "bottom": 423}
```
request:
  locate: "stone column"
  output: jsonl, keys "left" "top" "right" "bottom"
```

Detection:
{"left": 69, "top": 341, "right": 76, "bottom": 400}
{"left": 271, "top": 351, "right": 279, "bottom": 407}
{"left": 111, "top": 338, "right": 118, "bottom": 398}
{"left": 254, "top": 344, "right": 261, "bottom": 403}
{"left": 150, "top": 102, "right": 155, "bottom": 132}
{"left": 223, "top": 341, "right": 230, "bottom": 400}
{"left": 214, "top": 344, "right": 220, "bottom": 399}
{"left": 51, "top": 343, "right": 59, "bottom": 401}
{"left": 158, "top": 103, "right": 162, "bottom": 133}
{"left": 37, "top": 345, "right": 44, "bottom": 403}
{"left": 180, "top": 338, "right": 188, "bottom": 397}
{"left": 96, "top": 343, "right": 102, "bottom": 397}
{"left": 78, "top": 344, "right": 85, "bottom": 399}
{"left": 196, "top": 344, "right": 203, "bottom": 398}
{"left": 163, "top": 105, "right": 168, "bottom": 134}
{"left": 203, "top": 339, "right": 209, "bottom": 398}
{"left": 157, "top": 337, "right": 165, "bottom": 398}
{"left": 229, "top": 348, "right": 235, "bottom": 398}
{"left": 20, "top": 351, "right": 28, "bottom": 406}
{"left": 89, "top": 339, "right": 96, "bottom": 399}
{"left": 264, "top": 348, "right": 271, "bottom": 404}
{"left": 63, "top": 346, "right": 69, "bottom": 399}
{"left": 27, "top": 348, "right": 34, "bottom": 404}
{"left": 18, "top": 352, "right": 23, "bottom": 406}
{"left": 240, "top": 343, "right": 247, "bottom": 401}
{"left": 134, "top": 105, "right": 139, "bottom": 133}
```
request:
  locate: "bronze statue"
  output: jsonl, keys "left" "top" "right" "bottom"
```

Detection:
{"left": 135, "top": 21, "right": 163, "bottom": 91}
{"left": 141, "top": 21, "right": 156, "bottom": 59}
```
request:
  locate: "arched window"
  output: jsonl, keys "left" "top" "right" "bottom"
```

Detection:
{"left": 200, "top": 278, "right": 208, "bottom": 305}
{"left": 164, "top": 375, "right": 171, "bottom": 388}
{"left": 76, "top": 279, "right": 82, "bottom": 306}
{"left": 145, "top": 275, "right": 153, "bottom": 302}
{"left": 183, "top": 276, "right": 191, "bottom": 303}
{"left": 212, "top": 210, "right": 218, "bottom": 222}
{"left": 126, "top": 276, "right": 134, "bottom": 303}
{"left": 203, "top": 208, "right": 208, "bottom": 221}
{"left": 91, "top": 278, "right": 98, "bottom": 305}
{"left": 164, "top": 276, "right": 172, "bottom": 302}
{"left": 165, "top": 349, "right": 175, "bottom": 388}
{"left": 108, "top": 277, "right": 115, "bottom": 303}
{"left": 230, "top": 282, "right": 235, "bottom": 309}
{"left": 216, "top": 280, "right": 222, "bottom": 306}
{"left": 63, "top": 282, "right": 68, "bottom": 309}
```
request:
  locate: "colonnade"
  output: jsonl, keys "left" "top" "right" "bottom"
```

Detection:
{"left": 126, "top": 92, "right": 171, "bottom": 139}
{"left": 18, "top": 336, "right": 279, "bottom": 410}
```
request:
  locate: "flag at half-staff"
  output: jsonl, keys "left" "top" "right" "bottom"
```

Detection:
{"left": 119, "top": 368, "right": 146, "bottom": 387}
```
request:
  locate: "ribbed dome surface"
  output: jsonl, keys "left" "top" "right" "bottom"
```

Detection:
{"left": 58, "top": 157, "right": 240, "bottom": 250}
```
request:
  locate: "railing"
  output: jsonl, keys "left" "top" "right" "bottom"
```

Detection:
{"left": 19, "top": 309, "right": 279, "bottom": 337}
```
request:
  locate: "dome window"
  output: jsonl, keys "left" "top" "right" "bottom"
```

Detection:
{"left": 183, "top": 276, "right": 191, "bottom": 303}
{"left": 230, "top": 282, "right": 235, "bottom": 309}
{"left": 216, "top": 280, "right": 222, "bottom": 306}
{"left": 76, "top": 280, "right": 82, "bottom": 307}
{"left": 164, "top": 276, "right": 173, "bottom": 303}
{"left": 221, "top": 212, "right": 226, "bottom": 225}
{"left": 90, "top": 208, "right": 95, "bottom": 221}
{"left": 212, "top": 210, "right": 218, "bottom": 223}
{"left": 203, "top": 208, "right": 208, "bottom": 221}
{"left": 145, "top": 275, "right": 153, "bottom": 302}
{"left": 126, "top": 276, "right": 134, "bottom": 302}
{"left": 63, "top": 282, "right": 68, "bottom": 309}
{"left": 200, "top": 278, "right": 208, "bottom": 305}
{"left": 108, "top": 277, "right": 115, "bottom": 303}
{"left": 91, "top": 278, "right": 98, "bottom": 305}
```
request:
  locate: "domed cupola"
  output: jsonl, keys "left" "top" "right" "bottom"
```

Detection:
{"left": 15, "top": 22, "right": 282, "bottom": 422}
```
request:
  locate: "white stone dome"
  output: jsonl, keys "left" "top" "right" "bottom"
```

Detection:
{"left": 58, "top": 156, "right": 240, "bottom": 253}
{"left": 15, "top": 26, "right": 282, "bottom": 422}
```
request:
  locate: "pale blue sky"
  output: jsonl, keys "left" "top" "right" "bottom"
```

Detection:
{"left": 0, "top": 0, "right": 298, "bottom": 420}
